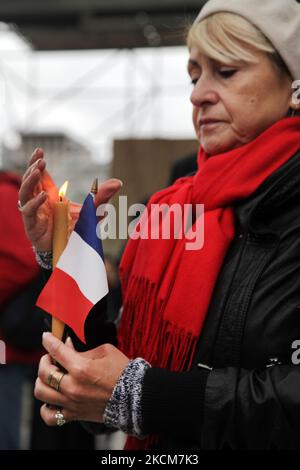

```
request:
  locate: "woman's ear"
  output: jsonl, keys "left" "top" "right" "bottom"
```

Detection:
{"left": 288, "top": 101, "right": 300, "bottom": 117}
{"left": 290, "top": 85, "right": 300, "bottom": 115}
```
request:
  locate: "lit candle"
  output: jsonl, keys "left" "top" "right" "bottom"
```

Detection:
{"left": 52, "top": 180, "right": 69, "bottom": 340}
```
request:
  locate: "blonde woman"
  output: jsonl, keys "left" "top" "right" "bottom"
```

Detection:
{"left": 20, "top": 0, "right": 300, "bottom": 450}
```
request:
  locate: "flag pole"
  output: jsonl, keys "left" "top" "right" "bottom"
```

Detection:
{"left": 90, "top": 178, "right": 98, "bottom": 195}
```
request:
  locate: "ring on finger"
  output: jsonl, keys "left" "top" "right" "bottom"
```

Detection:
{"left": 47, "top": 369, "right": 65, "bottom": 392}
{"left": 55, "top": 409, "right": 66, "bottom": 426}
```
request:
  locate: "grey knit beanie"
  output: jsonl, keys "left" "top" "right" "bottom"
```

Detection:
{"left": 194, "top": 0, "right": 300, "bottom": 80}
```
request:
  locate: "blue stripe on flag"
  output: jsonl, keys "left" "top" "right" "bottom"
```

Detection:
{"left": 74, "top": 193, "right": 104, "bottom": 260}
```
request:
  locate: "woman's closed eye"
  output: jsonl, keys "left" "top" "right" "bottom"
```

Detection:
{"left": 190, "top": 67, "right": 237, "bottom": 85}
{"left": 218, "top": 68, "right": 238, "bottom": 79}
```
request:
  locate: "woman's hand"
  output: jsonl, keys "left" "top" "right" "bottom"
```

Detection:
{"left": 18, "top": 148, "right": 123, "bottom": 252}
{"left": 35, "top": 333, "right": 130, "bottom": 424}
{"left": 18, "top": 148, "right": 58, "bottom": 251}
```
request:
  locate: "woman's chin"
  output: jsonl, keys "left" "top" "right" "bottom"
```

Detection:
{"left": 201, "top": 141, "right": 230, "bottom": 156}
{"left": 201, "top": 135, "right": 244, "bottom": 156}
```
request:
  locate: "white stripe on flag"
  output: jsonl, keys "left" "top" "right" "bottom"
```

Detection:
{"left": 57, "top": 231, "right": 108, "bottom": 304}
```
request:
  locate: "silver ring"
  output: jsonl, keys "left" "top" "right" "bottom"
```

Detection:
{"left": 55, "top": 410, "right": 66, "bottom": 426}
{"left": 17, "top": 200, "right": 23, "bottom": 212}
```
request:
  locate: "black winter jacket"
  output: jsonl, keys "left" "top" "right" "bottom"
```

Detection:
{"left": 141, "top": 148, "right": 300, "bottom": 450}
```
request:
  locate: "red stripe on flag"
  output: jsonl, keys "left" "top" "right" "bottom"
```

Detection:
{"left": 36, "top": 268, "right": 93, "bottom": 343}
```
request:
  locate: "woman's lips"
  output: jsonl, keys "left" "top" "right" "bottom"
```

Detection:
{"left": 199, "top": 120, "right": 224, "bottom": 130}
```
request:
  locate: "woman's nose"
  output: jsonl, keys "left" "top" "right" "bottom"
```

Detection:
{"left": 190, "top": 78, "right": 219, "bottom": 107}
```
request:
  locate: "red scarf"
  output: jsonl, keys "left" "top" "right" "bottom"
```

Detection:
{"left": 118, "top": 117, "right": 300, "bottom": 450}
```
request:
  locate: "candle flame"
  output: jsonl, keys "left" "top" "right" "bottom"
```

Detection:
{"left": 59, "top": 181, "right": 69, "bottom": 199}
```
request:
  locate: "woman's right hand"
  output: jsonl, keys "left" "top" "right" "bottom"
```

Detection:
{"left": 19, "top": 148, "right": 123, "bottom": 252}
{"left": 19, "top": 148, "right": 58, "bottom": 252}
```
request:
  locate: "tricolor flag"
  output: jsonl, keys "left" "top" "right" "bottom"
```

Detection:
{"left": 36, "top": 191, "right": 108, "bottom": 343}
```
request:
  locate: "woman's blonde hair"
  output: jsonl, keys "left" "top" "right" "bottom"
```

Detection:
{"left": 187, "top": 12, "right": 291, "bottom": 77}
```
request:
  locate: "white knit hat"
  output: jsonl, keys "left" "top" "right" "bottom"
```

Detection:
{"left": 194, "top": 0, "right": 300, "bottom": 80}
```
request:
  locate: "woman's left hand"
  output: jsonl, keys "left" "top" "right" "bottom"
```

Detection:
{"left": 35, "top": 332, "right": 130, "bottom": 425}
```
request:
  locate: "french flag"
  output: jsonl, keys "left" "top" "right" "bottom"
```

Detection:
{"left": 36, "top": 192, "right": 108, "bottom": 343}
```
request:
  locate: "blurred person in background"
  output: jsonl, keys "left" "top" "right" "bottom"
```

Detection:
{"left": 19, "top": 0, "right": 300, "bottom": 450}
{"left": 169, "top": 152, "right": 198, "bottom": 185}
{"left": 0, "top": 169, "right": 43, "bottom": 449}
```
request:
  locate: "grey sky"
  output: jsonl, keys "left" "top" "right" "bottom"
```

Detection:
{"left": 0, "top": 25, "right": 195, "bottom": 163}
